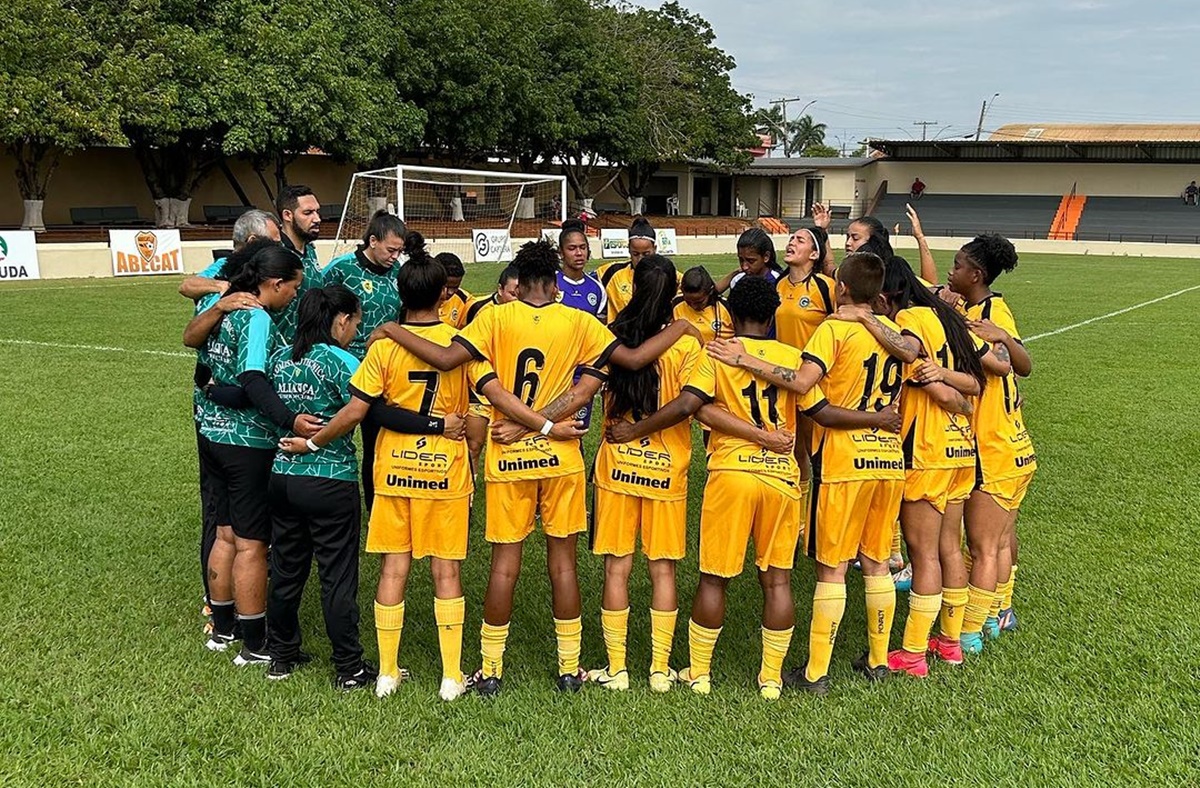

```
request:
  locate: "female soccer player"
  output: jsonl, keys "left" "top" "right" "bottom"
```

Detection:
{"left": 716, "top": 227, "right": 782, "bottom": 293}
{"left": 672, "top": 267, "right": 733, "bottom": 345}
{"left": 264, "top": 284, "right": 379, "bottom": 689}
{"left": 556, "top": 219, "right": 606, "bottom": 320}
{"left": 284, "top": 251, "right": 585, "bottom": 701}
{"left": 945, "top": 234, "right": 1035, "bottom": 655}
{"left": 436, "top": 252, "right": 472, "bottom": 328}
{"left": 873, "top": 259, "right": 1007, "bottom": 675}
{"left": 197, "top": 246, "right": 309, "bottom": 666}
{"left": 598, "top": 216, "right": 657, "bottom": 322}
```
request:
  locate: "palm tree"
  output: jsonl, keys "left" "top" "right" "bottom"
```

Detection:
{"left": 788, "top": 115, "right": 827, "bottom": 156}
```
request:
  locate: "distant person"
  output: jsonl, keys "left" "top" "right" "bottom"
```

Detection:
{"left": 1185, "top": 181, "right": 1198, "bottom": 206}
{"left": 910, "top": 177, "right": 927, "bottom": 201}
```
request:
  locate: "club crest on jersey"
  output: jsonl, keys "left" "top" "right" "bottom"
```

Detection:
{"left": 711, "top": 320, "right": 722, "bottom": 331}
{"left": 362, "top": 280, "right": 374, "bottom": 294}
{"left": 799, "top": 296, "right": 811, "bottom": 308}
{"left": 587, "top": 293, "right": 598, "bottom": 306}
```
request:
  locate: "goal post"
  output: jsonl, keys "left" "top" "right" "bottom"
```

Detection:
{"left": 334, "top": 165, "right": 568, "bottom": 262}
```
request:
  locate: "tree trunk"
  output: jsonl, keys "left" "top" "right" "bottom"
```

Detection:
{"left": 153, "top": 198, "right": 172, "bottom": 227}
{"left": 21, "top": 200, "right": 45, "bottom": 231}
{"left": 9, "top": 141, "right": 60, "bottom": 226}
{"left": 626, "top": 196, "right": 644, "bottom": 215}
{"left": 173, "top": 197, "right": 193, "bottom": 227}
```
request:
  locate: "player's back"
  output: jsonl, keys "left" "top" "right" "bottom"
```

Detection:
{"left": 965, "top": 295, "right": 1035, "bottom": 482}
{"left": 802, "top": 318, "right": 904, "bottom": 483}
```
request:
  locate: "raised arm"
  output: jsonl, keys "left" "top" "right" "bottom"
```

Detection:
{"left": 906, "top": 203, "right": 938, "bottom": 284}
{"left": 373, "top": 322, "right": 473, "bottom": 371}
{"left": 604, "top": 391, "right": 703, "bottom": 444}
{"left": 706, "top": 339, "right": 824, "bottom": 395}
{"left": 607, "top": 321, "right": 697, "bottom": 370}
{"left": 695, "top": 404, "right": 794, "bottom": 454}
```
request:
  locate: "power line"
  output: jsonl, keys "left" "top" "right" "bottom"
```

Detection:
{"left": 912, "top": 120, "right": 940, "bottom": 140}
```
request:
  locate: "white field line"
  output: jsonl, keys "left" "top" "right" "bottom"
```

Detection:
{"left": 0, "top": 338, "right": 192, "bottom": 359}
{"left": 0, "top": 281, "right": 172, "bottom": 293}
{"left": 1023, "top": 284, "right": 1200, "bottom": 342}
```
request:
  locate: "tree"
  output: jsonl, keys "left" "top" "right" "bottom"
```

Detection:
{"left": 788, "top": 115, "right": 828, "bottom": 157}
{"left": 0, "top": 0, "right": 122, "bottom": 229}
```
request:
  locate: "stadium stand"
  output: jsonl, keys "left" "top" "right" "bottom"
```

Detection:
{"left": 869, "top": 194, "right": 1062, "bottom": 239}
{"left": 1072, "top": 197, "right": 1200, "bottom": 243}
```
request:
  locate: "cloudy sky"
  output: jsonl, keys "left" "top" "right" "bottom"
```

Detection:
{"left": 634, "top": 0, "right": 1200, "bottom": 151}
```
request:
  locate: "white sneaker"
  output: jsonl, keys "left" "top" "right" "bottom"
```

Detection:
{"left": 892, "top": 564, "right": 914, "bottom": 592}
{"left": 375, "top": 673, "right": 402, "bottom": 699}
{"left": 439, "top": 676, "right": 467, "bottom": 701}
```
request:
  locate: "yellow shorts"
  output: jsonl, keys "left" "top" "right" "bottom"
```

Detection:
{"left": 699, "top": 471, "right": 801, "bottom": 578}
{"left": 367, "top": 495, "right": 470, "bottom": 560}
{"left": 903, "top": 466, "right": 976, "bottom": 513}
{"left": 591, "top": 486, "right": 687, "bottom": 560}
{"left": 978, "top": 472, "right": 1034, "bottom": 512}
{"left": 812, "top": 478, "right": 904, "bottom": 567}
{"left": 485, "top": 473, "right": 587, "bottom": 543}
{"left": 467, "top": 402, "right": 492, "bottom": 420}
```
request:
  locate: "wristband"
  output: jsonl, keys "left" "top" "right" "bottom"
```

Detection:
{"left": 540, "top": 420, "right": 554, "bottom": 436}
{"left": 305, "top": 438, "right": 320, "bottom": 452}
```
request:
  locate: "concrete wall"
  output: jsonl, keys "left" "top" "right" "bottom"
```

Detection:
{"left": 863, "top": 160, "right": 1200, "bottom": 199}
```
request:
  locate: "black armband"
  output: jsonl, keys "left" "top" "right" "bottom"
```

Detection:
{"left": 237, "top": 370, "right": 296, "bottom": 431}
{"left": 368, "top": 400, "right": 444, "bottom": 435}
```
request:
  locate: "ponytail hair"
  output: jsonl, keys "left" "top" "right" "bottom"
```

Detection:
{"left": 360, "top": 210, "right": 407, "bottom": 249}
{"left": 226, "top": 245, "right": 303, "bottom": 295}
{"left": 292, "top": 284, "right": 361, "bottom": 361}
{"left": 961, "top": 233, "right": 1018, "bottom": 284}
{"left": 217, "top": 237, "right": 282, "bottom": 283}
{"left": 680, "top": 266, "right": 718, "bottom": 308}
{"left": 397, "top": 233, "right": 446, "bottom": 313}
{"left": 882, "top": 257, "right": 985, "bottom": 389}
{"left": 607, "top": 255, "right": 679, "bottom": 420}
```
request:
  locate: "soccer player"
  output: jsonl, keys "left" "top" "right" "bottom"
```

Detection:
{"left": 716, "top": 227, "right": 783, "bottom": 294}
{"left": 436, "top": 252, "right": 472, "bottom": 328}
{"left": 461, "top": 266, "right": 520, "bottom": 472}
{"left": 556, "top": 219, "right": 607, "bottom": 320}
{"left": 274, "top": 185, "right": 325, "bottom": 341}
{"left": 597, "top": 216, "right": 657, "bottom": 322}
{"left": 262, "top": 285, "right": 379, "bottom": 689}
{"left": 707, "top": 253, "right": 908, "bottom": 693}
{"left": 945, "top": 234, "right": 1035, "bottom": 653}
{"left": 284, "top": 252, "right": 585, "bottom": 700}
{"left": 672, "top": 267, "right": 733, "bottom": 346}
{"left": 616, "top": 276, "right": 900, "bottom": 699}
{"left": 195, "top": 246, "right": 313, "bottom": 665}
{"left": 372, "top": 240, "right": 693, "bottom": 695}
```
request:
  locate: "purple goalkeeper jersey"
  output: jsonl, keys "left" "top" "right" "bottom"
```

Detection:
{"left": 556, "top": 270, "right": 607, "bottom": 321}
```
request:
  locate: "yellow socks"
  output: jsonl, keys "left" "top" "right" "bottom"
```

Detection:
{"left": 863, "top": 574, "right": 896, "bottom": 668}
{"left": 480, "top": 621, "right": 509, "bottom": 679}
{"left": 1000, "top": 565, "right": 1018, "bottom": 609}
{"left": 554, "top": 617, "right": 583, "bottom": 677}
{"left": 649, "top": 608, "right": 677, "bottom": 675}
{"left": 375, "top": 601, "right": 405, "bottom": 679}
{"left": 805, "top": 582, "right": 846, "bottom": 682}
{"left": 433, "top": 596, "right": 465, "bottom": 684}
{"left": 962, "top": 584, "right": 992, "bottom": 636}
{"left": 759, "top": 626, "right": 794, "bottom": 688}
{"left": 901, "top": 591, "right": 942, "bottom": 654}
{"left": 987, "top": 586, "right": 1004, "bottom": 620}
{"left": 687, "top": 619, "right": 722, "bottom": 678}
{"left": 939, "top": 586, "right": 969, "bottom": 640}
{"left": 600, "top": 608, "right": 629, "bottom": 674}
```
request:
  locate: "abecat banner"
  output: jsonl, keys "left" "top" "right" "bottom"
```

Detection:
{"left": 600, "top": 228, "right": 678, "bottom": 259}
{"left": 472, "top": 229, "right": 514, "bottom": 263}
{"left": 0, "top": 231, "right": 40, "bottom": 281}
{"left": 110, "top": 229, "right": 184, "bottom": 276}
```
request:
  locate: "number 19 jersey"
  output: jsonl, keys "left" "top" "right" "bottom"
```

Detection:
{"left": 802, "top": 318, "right": 905, "bottom": 483}
{"left": 453, "top": 300, "right": 618, "bottom": 482}
{"left": 350, "top": 321, "right": 493, "bottom": 499}
{"left": 683, "top": 337, "right": 802, "bottom": 497}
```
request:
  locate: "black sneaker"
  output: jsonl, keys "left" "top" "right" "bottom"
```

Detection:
{"left": 233, "top": 645, "right": 270, "bottom": 667}
{"left": 466, "top": 669, "right": 502, "bottom": 698}
{"left": 335, "top": 661, "right": 379, "bottom": 691}
{"left": 266, "top": 651, "right": 314, "bottom": 681}
{"left": 851, "top": 652, "right": 889, "bottom": 683}
{"left": 555, "top": 668, "right": 586, "bottom": 693}
{"left": 783, "top": 665, "right": 832, "bottom": 696}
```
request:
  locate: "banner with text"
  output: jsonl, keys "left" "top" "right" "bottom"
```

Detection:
{"left": 600, "top": 228, "right": 678, "bottom": 259}
{"left": 0, "top": 231, "right": 40, "bottom": 281}
{"left": 110, "top": 229, "right": 184, "bottom": 276}
{"left": 472, "top": 229, "right": 514, "bottom": 263}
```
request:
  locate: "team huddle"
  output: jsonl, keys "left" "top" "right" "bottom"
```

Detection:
{"left": 183, "top": 186, "right": 1035, "bottom": 701}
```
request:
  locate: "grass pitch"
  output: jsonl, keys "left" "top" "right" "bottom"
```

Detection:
{"left": 0, "top": 251, "right": 1197, "bottom": 785}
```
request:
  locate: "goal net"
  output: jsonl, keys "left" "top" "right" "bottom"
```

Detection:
{"left": 333, "top": 165, "right": 568, "bottom": 263}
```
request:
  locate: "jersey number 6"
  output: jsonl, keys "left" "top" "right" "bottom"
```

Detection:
{"left": 514, "top": 349, "right": 545, "bottom": 407}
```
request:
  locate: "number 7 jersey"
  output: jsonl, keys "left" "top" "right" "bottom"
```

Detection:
{"left": 349, "top": 321, "right": 493, "bottom": 500}
{"left": 802, "top": 318, "right": 906, "bottom": 483}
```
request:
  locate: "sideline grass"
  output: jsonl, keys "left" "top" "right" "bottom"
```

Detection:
{"left": 0, "top": 252, "right": 1197, "bottom": 785}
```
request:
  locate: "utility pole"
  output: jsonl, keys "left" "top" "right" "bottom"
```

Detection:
{"left": 769, "top": 97, "right": 817, "bottom": 157}
{"left": 975, "top": 93, "right": 1000, "bottom": 140}
{"left": 913, "top": 120, "right": 939, "bottom": 140}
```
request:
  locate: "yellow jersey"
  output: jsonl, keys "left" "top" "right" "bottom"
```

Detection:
{"left": 802, "top": 318, "right": 905, "bottom": 483}
{"left": 350, "top": 321, "right": 492, "bottom": 499}
{"left": 895, "top": 306, "right": 980, "bottom": 470}
{"left": 965, "top": 295, "right": 1036, "bottom": 483}
{"left": 595, "top": 335, "right": 702, "bottom": 501}
{"left": 671, "top": 297, "right": 734, "bottom": 345}
{"left": 683, "top": 337, "right": 802, "bottom": 497}
{"left": 439, "top": 288, "right": 472, "bottom": 329}
{"left": 598, "top": 261, "right": 635, "bottom": 323}
{"left": 774, "top": 271, "right": 835, "bottom": 350}
{"left": 454, "top": 300, "right": 618, "bottom": 482}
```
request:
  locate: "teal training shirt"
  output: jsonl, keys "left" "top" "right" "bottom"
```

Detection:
{"left": 270, "top": 343, "right": 361, "bottom": 482}
{"left": 321, "top": 251, "right": 402, "bottom": 359}
{"left": 274, "top": 241, "right": 322, "bottom": 342}
{"left": 199, "top": 307, "right": 280, "bottom": 449}
{"left": 192, "top": 292, "right": 221, "bottom": 424}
